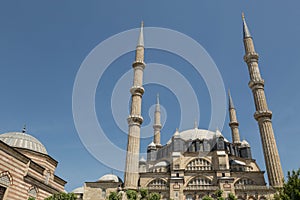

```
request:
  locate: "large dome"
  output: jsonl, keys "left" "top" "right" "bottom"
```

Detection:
{"left": 0, "top": 132, "right": 48, "bottom": 155}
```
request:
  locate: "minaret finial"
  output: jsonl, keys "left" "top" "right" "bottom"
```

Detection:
{"left": 22, "top": 124, "right": 26, "bottom": 133}
{"left": 194, "top": 119, "right": 198, "bottom": 129}
{"left": 137, "top": 21, "right": 144, "bottom": 47}
{"left": 242, "top": 12, "right": 251, "bottom": 38}
{"left": 228, "top": 89, "right": 235, "bottom": 109}
{"left": 155, "top": 93, "right": 160, "bottom": 112}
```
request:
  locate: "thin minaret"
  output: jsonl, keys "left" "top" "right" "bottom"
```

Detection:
{"left": 124, "top": 22, "right": 145, "bottom": 190}
{"left": 242, "top": 13, "right": 283, "bottom": 188}
{"left": 228, "top": 90, "right": 241, "bottom": 144}
{"left": 153, "top": 94, "right": 162, "bottom": 148}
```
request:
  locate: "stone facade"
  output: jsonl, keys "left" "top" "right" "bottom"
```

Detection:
{"left": 0, "top": 133, "right": 66, "bottom": 200}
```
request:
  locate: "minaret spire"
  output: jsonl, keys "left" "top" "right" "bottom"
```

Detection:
{"left": 242, "top": 12, "right": 251, "bottom": 38}
{"left": 242, "top": 14, "right": 283, "bottom": 188}
{"left": 124, "top": 21, "right": 146, "bottom": 190}
{"left": 153, "top": 94, "right": 162, "bottom": 148}
{"left": 228, "top": 90, "right": 241, "bottom": 144}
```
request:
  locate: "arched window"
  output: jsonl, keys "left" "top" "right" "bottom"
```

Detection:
{"left": 147, "top": 179, "right": 167, "bottom": 190}
{"left": 28, "top": 186, "right": 38, "bottom": 198}
{"left": 185, "top": 158, "right": 212, "bottom": 171}
{"left": 235, "top": 178, "right": 255, "bottom": 185}
{"left": 0, "top": 172, "right": 12, "bottom": 187}
{"left": 186, "top": 177, "right": 212, "bottom": 190}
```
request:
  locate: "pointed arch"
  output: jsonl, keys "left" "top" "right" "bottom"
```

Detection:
{"left": 185, "top": 158, "right": 212, "bottom": 171}
{"left": 0, "top": 171, "right": 12, "bottom": 187}
{"left": 28, "top": 186, "right": 38, "bottom": 198}
{"left": 146, "top": 178, "right": 168, "bottom": 190}
{"left": 185, "top": 176, "right": 212, "bottom": 190}
{"left": 234, "top": 177, "right": 256, "bottom": 185}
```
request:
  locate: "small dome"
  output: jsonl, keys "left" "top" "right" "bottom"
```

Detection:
{"left": 98, "top": 174, "right": 122, "bottom": 183}
{"left": 241, "top": 140, "right": 250, "bottom": 148}
{"left": 139, "top": 157, "right": 146, "bottom": 163}
{"left": 154, "top": 161, "right": 169, "bottom": 167}
{"left": 72, "top": 186, "right": 84, "bottom": 194}
{"left": 0, "top": 132, "right": 47, "bottom": 155}
{"left": 148, "top": 142, "right": 156, "bottom": 147}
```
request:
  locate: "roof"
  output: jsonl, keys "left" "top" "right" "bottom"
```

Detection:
{"left": 72, "top": 186, "right": 84, "bottom": 194}
{"left": 0, "top": 132, "right": 48, "bottom": 155}
{"left": 154, "top": 161, "right": 169, "bottom": 167}
{"left": 98, "top": 174, "right": 122, "bottom": 183}
{"left": 168, "top": 128, "right": 229, "bottom": 144}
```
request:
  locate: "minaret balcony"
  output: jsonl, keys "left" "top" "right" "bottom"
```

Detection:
{"left": 229, "top": 121, "right": 239, "bottom": 127}
{"left": 127, "top": 114, "right": 144, "bottom": 125}
{"left": 244, "top": 52, "right": 259, "bottom": 63}
{"left": 132, "top": 61, "right": 145, "bottom": 69}
{"left": 130, "top": 86, "right": 145, "bottom": 95}
{"left": 248, "top": 80, "right": 265, "bottom": 90}
{"left": 254, "top": 110, "right": 273, "bottom": 121}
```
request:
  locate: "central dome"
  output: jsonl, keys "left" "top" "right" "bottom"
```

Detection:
{"left": 0, "top": 132, "right": 48, "bottom": 155}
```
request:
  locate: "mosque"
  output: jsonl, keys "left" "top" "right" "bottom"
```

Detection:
{"left": 71, "top": 14, "right": 284, "bottom": 200}
{"left": 0, "top": 14, "right": 284, "bottom": 200}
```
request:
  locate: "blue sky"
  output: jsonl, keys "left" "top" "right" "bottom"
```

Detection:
{"left": 0, "top": 1, "right": 300, "bottom": 192}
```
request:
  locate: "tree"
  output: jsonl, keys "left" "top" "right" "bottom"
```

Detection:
{"left": 44, "top": 192, "right": 76, "bottom": 200}
{"left": 28, "top": 197, "right": 35, "bottom": 200}
{"left": 149, "top": 193, "right": 160, "bottom": 200}
{"left": 202, "top": 196, "right": 213, "bottom": 200}
{"left": 126, "top": 190, "right": 137, "bottom": 200}
{"left": 227, "top": 193, "right": 237, "bottom": 200}
{"left": 108, "top": 191, "right": 119, "bottom": 200}
{"left": 278, "top": 169, "right": 300, "bottom": 200}
{"left": 140, "top": 188, "right": 148, "bottom": 200}
{"left": 215, "top": 189, "right": 225, "bottom": 200}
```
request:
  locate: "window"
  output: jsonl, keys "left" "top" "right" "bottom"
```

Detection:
{"left": 102, "top": 189, "right": 106, "bottom": 198}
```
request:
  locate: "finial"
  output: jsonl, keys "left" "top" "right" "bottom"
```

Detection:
{"left": 155, "top": 94, "right": 160, "bottom": 112}
{"left": 137, "top": 21, "right": 144, "bottom": 47}
{"left": 228, "top": 89, "right": 235, "bottom": 109}
{"left": 194, "top": 119, "right": 198, "bottom": 129}
{"left": 242, "top": 12, "right": 251, "bottom": 38}
{"left": 22, "top": 124, "right": 26, "bottom": 133}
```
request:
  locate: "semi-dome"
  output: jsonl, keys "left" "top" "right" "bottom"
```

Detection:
{"left": 0, "top": 132, "right": 48, "bottom": 155}
{"left": 72, "top": 186, "right": 84, "bottom": 194}
{"left": 98, "top": 174, "right": 122, "bottom": 183}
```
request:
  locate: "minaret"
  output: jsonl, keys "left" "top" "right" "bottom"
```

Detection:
{"left": 242, "top": 13, "right": 284, "bottom": 188}
{"left": 228, "top": 91, "right": 241, "bottom": 144}
{"left": 153, "top": 94, "right": 162, "bottom": 148}
{"left": 124, "top": 22, "right": 145, "bottom": 190}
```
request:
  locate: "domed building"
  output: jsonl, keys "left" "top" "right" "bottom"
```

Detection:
{"left": 0, "top": 128, "right": 66, "bottom": 200}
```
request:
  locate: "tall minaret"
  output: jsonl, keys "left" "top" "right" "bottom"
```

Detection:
{"left": 153, "top": 94, "right": 162, "bottom": 148}
{"left": 242, "top": 13, "right": 284, "bottom": 188}
{"left": 124, "top": 22, "right": 145, "bottom": 190}
{"left": 228, "top": 91, "right": 241, "bottom": 144}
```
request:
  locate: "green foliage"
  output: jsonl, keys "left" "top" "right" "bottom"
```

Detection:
{"left": 149, "top": 193, "right": 160, "bottom": 200}
{"left": 215, "top": 189, "right": 224, "bottom": 200}
{"left": 278, "top": 169, "right": 300, "bottom": 200}
{"left": 126, "top": 190, "right": 137, "bottom": 200}
{"left": 140, "top": 188, "right": 148, "bottom": 199}
{"left": 227, "top": 193, "right": 237, "bottom": 200}
{"left": 108, "top": 191, "right": 119, "bottom": 200}
{"left": 28, "top": 197, "right": 35, "bottom": 200}
{"left": 44, "top": 192, "right": 76, "bottom": 200}
{"left": 202, "top": 196, "right": 213, "bottom": 200}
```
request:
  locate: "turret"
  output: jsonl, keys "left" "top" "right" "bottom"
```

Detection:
{"left": 228, "top": 91, "right": 241, "bottom": 144}
{"left": 153, "top": 94, "right": 162, "bottom": 148}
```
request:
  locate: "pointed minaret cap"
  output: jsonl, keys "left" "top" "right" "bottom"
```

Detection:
{"left": 137, "top": 21, "right": 144, "bottom": 47}
{"left": 242, "top": 12, "right": 251, "bottom": 38}
{"left": 155, "top": 93, "right": 160, "bottom": 112}
{"left": 228, "top": 90, "right": 235, "bottom": 109}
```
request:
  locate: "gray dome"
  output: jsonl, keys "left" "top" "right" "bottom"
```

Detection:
{"left": 72, "top": 186, "right": 84, "bottom": 194}
{"left": 98, "top": 174, "right": 122, "bottom": 183}
{"left": 0, "top": 132, "right": 48, "bottom": 155}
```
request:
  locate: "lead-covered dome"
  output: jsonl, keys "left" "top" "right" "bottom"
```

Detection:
{"left": 98, "top": 174, "right": 122, "bottom": 183}
{"left": 0, "top": 132, "right": 48, "bottom": 155}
